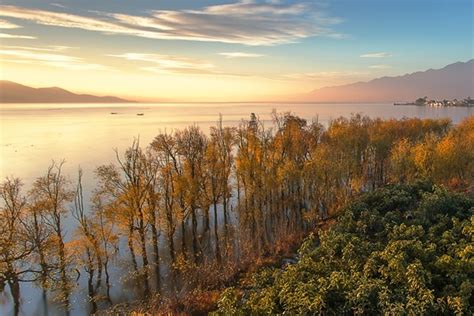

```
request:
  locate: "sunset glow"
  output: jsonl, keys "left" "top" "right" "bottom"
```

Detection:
{"left": 0, "top": 0, "right": 471, "bottom": 101}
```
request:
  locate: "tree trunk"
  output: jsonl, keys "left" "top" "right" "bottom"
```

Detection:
{"left": 58, "top": 232, "right": 70, "bottom": 315}
{"left": 181, "top": 218, "right": 187, "bottom": 259}
{"left": 104, "top": 258, "right": 112, "bottom": 305}
{"left": 128, "top": 224, "right": 139, "bottom": 273}
{"left": 7, "top": 272, "right": 20, "bottom": 316}
{"left": 86, "top": 249, "right": 97, "bottom": 314}
{"left": 191, "top": 207, "right": 200, "bottom": 263}
{"left": 138, "top": 217, "right": 151, "bottom": 297}
{"left": 213, "top": 201, "right": 221, "bottom": 263}
{"left": 203, "top": 206, "right": 210, "bottom": 233}
{"left": 150, "top": 215, "right": 161, "bottom": 292}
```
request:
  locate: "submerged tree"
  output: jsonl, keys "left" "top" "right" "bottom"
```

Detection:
{"left": 90, "top": 188, "right": 118, "bottom": 305}
{"left": 95, "top": 141, "right": 155, "bottom": 297}
{"left": 30, "top": 161, "right": 74, "bottom": 314}
{"left": 0, "top": 178, "right": 36, "bottom": 316}
{"left": 71, "top": 168, "right": 103, "bottom": 314}
{"left": 176, "top": 126, "right": 208, "bottom": 263}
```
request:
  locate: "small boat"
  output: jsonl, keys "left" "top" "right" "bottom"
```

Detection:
{"left": 137, "top": 113, "right": 144, "bottom": 116}
{"left": 110, "top": 112, "right": 118, "bottom": 115}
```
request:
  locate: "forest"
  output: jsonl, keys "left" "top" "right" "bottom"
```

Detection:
{"left": 0, "top": 113, "right": 473, "bottom": 315}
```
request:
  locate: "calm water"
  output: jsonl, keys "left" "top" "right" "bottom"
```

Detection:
{"left": 2, "top": 102, "right": 472, "bottom": 185}
{"left": 0, "top": 102, "right": 472, "bottom": 315}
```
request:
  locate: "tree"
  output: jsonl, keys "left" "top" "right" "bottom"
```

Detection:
{"left": 90, "top": 188, "right": 118, "bottom": 305}
{"left": 209, "top": 116, "right": 236, "bottom": 258}
{"left": 30, "top": 161, "right": 74, "bottom": 314}
{"left": 0, "top": 178, "right": 36, "bottom": 316}
{"left": 416, "top": 97, "right": 427, "bottom": 105}
{"left": 71, "top": 168, "right": 102, "bottom": 314}
{"left": 143, "top": 149, "right": 162, "bottom": 292}
{"left": 96, "top": 141, "right": 153, "bottom": 297}
{"left": 203, "top": 134, "right": 224, "bottom": 262}
{"left": 176, "top": 126, "right": 207, "bottom": 263}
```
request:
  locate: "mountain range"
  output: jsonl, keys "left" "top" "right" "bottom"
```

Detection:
{"left": 304, "top": 59, "right": 473, "bottom": 102}
{"left": 0, "top": 81, "right": 131, "bottom": 103}
{"left": 1, "top": 60, "right": 472, "bottom": 103}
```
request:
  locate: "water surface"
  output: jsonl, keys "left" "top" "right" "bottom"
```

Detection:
{"left": 2, "top": 102, "right": 472, "bottom": 184}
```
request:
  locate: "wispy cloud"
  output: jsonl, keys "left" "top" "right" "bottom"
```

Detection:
{"left": 271, "top": 70, "right": 370, "bottom": 88}
{"left": 0, "top": 1, "right": 344, "bottom": 46}
{"left": 369, "top": 64, "right": 392, "bottom": 69}
{"left": 0, "top": 45, "right": 107, "bottom": 70}
{"left": 0, "top": 18, "right": 19, "bottom": 28}
{"left": 0, "top": 33, "right": 36, "bottom": 39}
{"left": 280, "top": 71, "right": 368, "bottom": 81}
{"left": 1, "top": 45, "right": 74, "bottom": 51}
{"left": 219, "top": 52, "right": 265, "bottom": 58}
{"left": 360, "top": 52, "right": 391, "bottom": 58}
{"left": 109, "top": 52, "right": 257, "bottom": 77}
{"left": 109, "top": 53, "right": 217, "bottom": 75}
{"left": 50, "top": 3, "right": 66, "bottom": 9}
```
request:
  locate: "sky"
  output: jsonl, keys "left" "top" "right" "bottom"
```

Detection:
{"left": 0, "top": 0, "right": 472, "bottom": 101}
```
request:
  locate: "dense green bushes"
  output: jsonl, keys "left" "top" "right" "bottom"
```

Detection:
{"left": 215, "top": 182, "right": 474, "bottom": 315}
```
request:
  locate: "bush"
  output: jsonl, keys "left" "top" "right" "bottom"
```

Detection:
{"left": 214, "top": 183, "right": 474, "bottom": 315}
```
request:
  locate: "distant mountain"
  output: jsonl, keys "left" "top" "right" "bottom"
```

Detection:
{"left": 0, "top": 81, "right": 132, "bottom": 103}
{"left": 305, "top": 60, "right": 474, "bottom": 102}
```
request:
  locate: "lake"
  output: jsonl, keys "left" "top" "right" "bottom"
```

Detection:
{"left": 2, "top": 102, "right": 472, "bottom": 185}
{"left": 0, "top": 102, "right": 472, "bottom": 315}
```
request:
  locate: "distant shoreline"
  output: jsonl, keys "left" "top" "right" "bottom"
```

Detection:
{"left": 0, "top": 101, "right": 435, "bottom": 105}
{"left": 394, "top": 97, "right": 474, "bottom": 108}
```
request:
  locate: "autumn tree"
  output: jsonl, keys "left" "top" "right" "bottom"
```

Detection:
{"left": 176, "top": 126, "right": 207, "bottom": 263}
{"left": 30, "top": 161, "right": 74, "bottom": 314}
{"left": 151, "top": 132, "right": 181, "bottom": 265}
{"left": 96, "top": 141, "right": 154, "bottom": 297}
{"left": 90, "top": 188, "right": 118, "bottom": 305}
{"left": 203, "top": 132, "right": 224, "bottom": 262}
{"left": 71, "top": 168, "right": 102, "bottom": 314}
{"left": 0, "top": 178, "right": 35, "bottom": 316}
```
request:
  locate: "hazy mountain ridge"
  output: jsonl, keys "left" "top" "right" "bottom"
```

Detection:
{"left": 2, "top": 60, "right": 472, "bottom": 103}
{"left": 306, "top": 60, "right": 474, "bottom": 102}
{"left": 0, "top": 81, "right": 132, "bottom": 103}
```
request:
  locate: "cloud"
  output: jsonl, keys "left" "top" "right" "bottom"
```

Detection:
{"left": 0, "top": 18, "right": 19, "bottom": 28}
{"left": 50, "top": 3, "right": 66, "bottom": 9}
{"left": 360, "top": 52, "right": 391, "bottom": 58}
{"left": 235, "top": 70, "right": 369, "bottom": 90}
{"left": 369, "top": 64, "right": 392, "bottom": 69}
{"left": 219, "top": 52, "right": 265, "bottom": 58}
{"left": 0, "top": 46, "right": 107, "bottom": 70}
{"left": 0, "top": 5, "right": 136, "bottom": 35}
{"left": 0, "top": 1, "right": 344, "bottom": 46}
{"left": 0, "top": 33, "right": 36, "bottom": 39}
{"left": 202, "top": 1, "right": 308, "bottom": 15}
{"left": 280, "top": 71, "right": 368, "bottom": 81}
{"left": 109, "top": 52, "right": 256, "bottom": 77}
{"left": 272, "top": 70, "right": 371, "bottom": 87}
{"left": 109, "top": 53, "right": 217, "bottom": 75}
{"left": 1, "top": 45, "right": 74, "bottom": 51}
